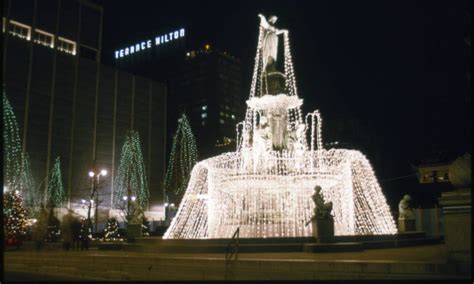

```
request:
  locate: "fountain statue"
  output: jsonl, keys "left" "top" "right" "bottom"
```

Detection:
{"left": 398, "top": 194, "right": 416, "bottom": 232}
{"left": 305, "top": 185, "right": 335, "bottom": 242}
{"left": 164, "top": 15, "right": 397, "bottom": 239}
{"left": 310, "top": 185, "right": 333, "bottom": 220}
{"left": 398, "top": 195, "right": 415, "bottom": 220}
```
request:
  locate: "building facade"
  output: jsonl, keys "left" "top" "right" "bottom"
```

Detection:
{"left": 113, "top": 34, "right": 246, "bottom": 158}
{"left": 3, "top": 0, "right": 167, "bottom": 210}
{"left": 168, "top": 44, "right": 245, "bottom": 158}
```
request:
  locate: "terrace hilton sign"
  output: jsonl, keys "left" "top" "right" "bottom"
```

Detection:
{"left": 114, "top": 28, "right": 185, "bottom": 59}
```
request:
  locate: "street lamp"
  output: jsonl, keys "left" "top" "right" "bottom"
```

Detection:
{"left": 87, "top": 168, "right": 107, "bottom": 235}
{"left": 123, "top": 195, "right": 136, "bottom": 223}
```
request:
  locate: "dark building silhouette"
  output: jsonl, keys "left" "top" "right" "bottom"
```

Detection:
{"left": 112, "top": 31, "right": 246, "bottom": 160}
{"left": 2, "top": 0, "right": 167, "bottom": 209}
{"left": 168, "top": 44, "right": 245, "bottom": 158}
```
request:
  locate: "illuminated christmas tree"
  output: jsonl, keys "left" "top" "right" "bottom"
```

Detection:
{"left": 164, "top": 114, "right": 198, "bottom": 206}
{"left": 113, "top": 130, "right": 149, "bottom": 209}
{"left": 3, "top": 90, "right": 22, "bottom": 189}
{"left": 103, "top": 217, "right": 122, "bottom": 241}
{"left": 47, "top": 157, "right": 66, "bottom": 208}
{"left": 20, "top": 153, "right": 39, "bottom": 216}
{"left": 3, "top": 91, "right": 39, "bottom": 215}
{"left": 3, "top": 190, "right": 28, "bottom": 243}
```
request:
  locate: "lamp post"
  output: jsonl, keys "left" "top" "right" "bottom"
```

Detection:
{"left": 88, "top": 169, "right": 107, "bottom": 235}
{"left": 123, "top": 195, "right": 136, "bottom": 223}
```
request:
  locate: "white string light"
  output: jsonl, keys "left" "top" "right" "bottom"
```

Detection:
{"left": 164, "top": 16, "right": 396, "bottom": 239}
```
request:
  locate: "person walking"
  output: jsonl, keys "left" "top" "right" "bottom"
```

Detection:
{"left": 61, "top": 209, "right": 74, "bottom": 251}
{"left": 79, "top": 218, "right": 90, "bottom": 250}
{"left": 32, "top": 207, "right": 48, "bottom": 250}
{"left": 71, "top": 215, "right": 81, "bottom": 251}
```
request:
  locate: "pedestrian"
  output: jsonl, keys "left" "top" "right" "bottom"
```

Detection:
{"left": 71, "top": 215, "right": 81, "bottom": 251}
{"left": 32, "top": 206, "right": 48, "bottom": 250}
{"left": 61, "top": 209, "right": 74, "bottom": 251}
{"left": 79, "top": 218, "right": 90, "bottom": 250}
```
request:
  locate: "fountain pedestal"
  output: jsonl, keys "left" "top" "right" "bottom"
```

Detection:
{"left": 312, "top": 218, "right": 335, "bottom": 243}
{"left": 438, "top": 153, "right": 471, "bottom": 275}
{"left": 398, "top": 218, "right": 416, "bottom": 232}
{"left": 127, "top": 223, "right": 142, "bottom": 241}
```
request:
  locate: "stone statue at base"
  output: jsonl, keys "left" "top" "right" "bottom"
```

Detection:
{"left": 398, "top": 194, "right": 416, "bottom": 232}
{"left": 306, "top": 185, "right": 334, "bottom": 242}
{"left": 398, "top": 194, "right": 415, "bottom": 219}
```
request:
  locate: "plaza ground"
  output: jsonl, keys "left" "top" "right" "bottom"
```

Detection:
{"left": 4, "top": 243, "right": 470, "bottom": 280}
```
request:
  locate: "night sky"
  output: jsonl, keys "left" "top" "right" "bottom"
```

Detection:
{"left": 99, "top": 0, "right": 470, "bottom": 206}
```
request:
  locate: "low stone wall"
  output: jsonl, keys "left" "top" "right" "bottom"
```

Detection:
{"left": 4, "top": 250, "right": 465, "bottom": 280}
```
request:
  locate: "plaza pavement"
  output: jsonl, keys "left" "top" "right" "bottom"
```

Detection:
{"left": 4, "top": 243, "right": 470, "bottom": 280}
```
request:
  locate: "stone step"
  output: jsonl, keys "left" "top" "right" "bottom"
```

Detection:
{"left": 303, "top": 242, "right": 364, "bottom": 253}
{"left": 125, "top": 242, "right": 306, "bottom": 253}
{"left": 126, "top": 236, "right": 444, "bottom": 254}
{"left": 137, "top": 232, "right": 430, "bottom": 246}
{"left": 362, "top": 237, "right": 443, "bottom": 249}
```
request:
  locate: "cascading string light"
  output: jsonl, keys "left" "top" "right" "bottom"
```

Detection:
{"left": 47, "top": 157, "right": 66, "bottom": 208}
{"left": 113, "top": 130, "right": 149, "bottom": 209}
{"left": 3, "top": 90, "right": 22, "bottom": 190}
{"left": 3, "top": 91, "right": 39, "bottom": 215}
{"left": 164, "top": 114, "right": 198, "bottom": 207}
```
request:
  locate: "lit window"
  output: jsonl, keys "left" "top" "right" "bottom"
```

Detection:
{"left": 2, "top": 18, "right": 5, "bottom": 33}
{"left": 231, "top": 114, "right": 235, "bottom": 120}
{"left": 34, "top": 29, "right": 54, "bottom": 48}
{"left": 225, "top": 113, "right": 229, "bottom": 118}
{"left": 57, "top": 37, "right": 76, "bottom": 55}
{"left": 202, "top": 121, "right": 206, "bottom": 126}
{"left": 201, "top": 113, "right": 207, "bottom": 118}
{"left": 220, "top": 111, "right": 225, "bottom": 117}
{"left": 202, "top": 105, "right": 207, "bottom": 111}
{"left": 8, "top": 20, "right": 31, "bottom": 40}
{"left": 220, "top": 119, "right": 224, "bottom": 124}
{"left": 225, "top": 105, "right": 230, "bottom": 110}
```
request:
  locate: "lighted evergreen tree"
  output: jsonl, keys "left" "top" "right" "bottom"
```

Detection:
{"left": 164, "top": 114, "right": 198, "bottom": 206}
{"left": 3, "top": 189, "right": 28, "bottom": 243}
{"left": 3, "top": 90, "right": 22, "bottom": 189}
{"left": 19, "top": 153, "right": 39, "bottom": 216}
{"left": 3, "top": 91, "right": 39, "bottom": 215}
{"left": 113, "top": 130, "right": 149, "bottom": 209}
{"left": 103, "top": 217, "right": 122, "bottom": 241}
{"left": 47, "top": 157, "right": 66, "bottom": 208}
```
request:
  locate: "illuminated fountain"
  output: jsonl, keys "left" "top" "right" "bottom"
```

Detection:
{"left": 164, "top": 15, "right": 397, "bottom": 239}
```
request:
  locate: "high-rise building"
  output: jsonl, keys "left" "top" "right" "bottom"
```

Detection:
{"left": 2, "top": 0, "right": 167, "bottom": 210}
{"left": 112, "top": 31, "right": 246, "bottom": 159}
{"left": 168, "top": 44, "right": 245, "bottom": 158}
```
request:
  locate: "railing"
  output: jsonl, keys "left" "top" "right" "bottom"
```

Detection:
{"left": 225, "top": 227, "right": 240, "bottom": 280}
